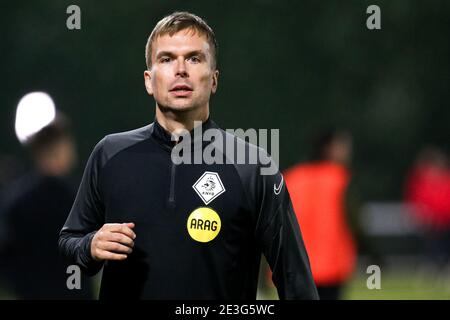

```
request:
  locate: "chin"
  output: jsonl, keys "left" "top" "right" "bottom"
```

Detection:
{"left": 158, "top": 102, "right": 197, "bottom": 113}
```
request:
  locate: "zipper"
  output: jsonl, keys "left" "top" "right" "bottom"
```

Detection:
{"left": 168, "top": 152, "right": 177, "bottom": 208}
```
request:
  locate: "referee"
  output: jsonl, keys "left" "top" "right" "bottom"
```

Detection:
{"left": 59, "top": 11, "right": 318, "bottom": 300}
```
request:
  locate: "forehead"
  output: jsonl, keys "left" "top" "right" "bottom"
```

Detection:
{"left": 153, "top": 29, "right": 211, "bottom": 56}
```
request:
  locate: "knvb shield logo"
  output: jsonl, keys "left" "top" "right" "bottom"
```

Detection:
{"left": 192, "top": 171, "right": 225, "bottom": 205}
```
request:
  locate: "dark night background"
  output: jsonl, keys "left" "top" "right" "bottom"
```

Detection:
{"left": 1, "top": 0, "right": 449, "bottom": 206}
{"left": 1, "top": 0, "right": 450, "bottom": 300}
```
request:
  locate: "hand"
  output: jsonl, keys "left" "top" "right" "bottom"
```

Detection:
{"left": 91, "top": 222, "right": 136, "bottom": 261}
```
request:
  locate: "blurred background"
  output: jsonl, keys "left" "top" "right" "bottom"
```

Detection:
{"left": 0, "top": 0, "right": 449, "bottom": 299}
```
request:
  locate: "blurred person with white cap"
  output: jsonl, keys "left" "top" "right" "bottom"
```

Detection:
{"left": 0, "top": 92, "right": 94, "bottom": 299}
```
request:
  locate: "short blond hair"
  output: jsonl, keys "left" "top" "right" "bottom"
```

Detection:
{"left": 145, "top": 11, "right": 218, "bottom": 70}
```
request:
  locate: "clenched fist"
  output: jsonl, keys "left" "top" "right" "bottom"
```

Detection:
{"left": 91, "top": 223, "right": 136, "bottom": 261}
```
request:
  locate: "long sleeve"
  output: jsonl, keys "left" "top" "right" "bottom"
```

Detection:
{"left": 255, "top": 164, "right": 319, "bottom": 300}
{"left": 58, "top": 138, "right": 106, "bottom": 276}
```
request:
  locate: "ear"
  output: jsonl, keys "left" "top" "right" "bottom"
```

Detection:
{"left": 211, "top": 70, "right": 219, "bottom": 94}
{"left": 144, "top": 70, "right": 153, "bottom": 95}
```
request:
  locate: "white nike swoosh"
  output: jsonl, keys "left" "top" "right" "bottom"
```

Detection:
{"left": 274, "top": 175, "right": 284, "bottom": 195}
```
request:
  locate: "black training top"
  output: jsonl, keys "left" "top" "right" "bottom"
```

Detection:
{"left": 58, "top": 118, "right": 318, "bottom": 300}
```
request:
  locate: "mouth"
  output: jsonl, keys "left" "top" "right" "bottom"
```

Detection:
{"left": 169, "top": 84, "right": 193, "bottom": 97}
{"left": 170, "top": 84, "right": 193, "bottom": 92}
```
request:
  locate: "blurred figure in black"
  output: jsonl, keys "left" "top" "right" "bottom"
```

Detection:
{"left": 0, "top": 155, "right": 25, "bottom": 295}
{"left": 0, "top": 114, "right": 94, "bottom": 299}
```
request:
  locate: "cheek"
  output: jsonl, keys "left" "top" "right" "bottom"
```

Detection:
{"left": 152, "top": 72, "right": 168, "bottom": 94}
{"left": 198, "top": 72, "right": 214, "bottom": 90}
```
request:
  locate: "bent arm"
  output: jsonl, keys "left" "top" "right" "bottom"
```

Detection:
{"left": 58, "top": 139, "right": 106, "bottom": 276}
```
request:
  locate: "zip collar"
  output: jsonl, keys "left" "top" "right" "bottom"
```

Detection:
{"left": 150, "top": 117, "right": 217, "bottom": 149}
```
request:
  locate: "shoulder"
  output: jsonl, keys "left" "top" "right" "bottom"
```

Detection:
{"left": 91, "top": 124, "right": 152, "bottom": 164}
{"left": 102, "top": 124, "right": 152, "bottom": 150}
{"left": 219, "top": 129, "right": 281, "bottom": 194}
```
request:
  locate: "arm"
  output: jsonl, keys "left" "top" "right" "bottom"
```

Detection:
{"left": 255, "top": 164, "right": 319, "bottom": 300}
{"left": 58, "top": 139, "right": 106, "bottom": 276}
{"left": 59, "top": 138, "right": 137, "bottom": 277}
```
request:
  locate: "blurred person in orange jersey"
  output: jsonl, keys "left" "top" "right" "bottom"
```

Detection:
{"left": 283, "top": 129, "right": 358, "bottom": 300}
{"left": 405, "top": 147, "right": 450, "bottom": 269}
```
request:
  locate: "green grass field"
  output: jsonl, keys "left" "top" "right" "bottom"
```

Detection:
{"left": 2, "top": 268, "right": 450, "bottom": 300}
{"left": 258, "top": 268, "right": 450, "bottom": 300}
{"left": 343, "top": 270, "right": 450, "bottom": 300}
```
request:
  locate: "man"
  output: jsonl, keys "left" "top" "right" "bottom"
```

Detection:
{"left": 59, "top": 11, "right": 318, "bottom": 299}
{"left": 1, "top": 115, "right": 94, "bottom": 299}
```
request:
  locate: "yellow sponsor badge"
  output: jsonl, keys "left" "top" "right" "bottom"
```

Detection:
{"left": 187, "top": 207, "right": 221, "bottom": 243}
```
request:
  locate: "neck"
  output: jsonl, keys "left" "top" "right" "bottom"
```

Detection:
{"left": 155, "top": 105, "right": 209, "bottom": 134}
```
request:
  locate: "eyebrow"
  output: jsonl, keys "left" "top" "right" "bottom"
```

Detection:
{"left": 155, "top": 50, "right": 207, "bottom": 60}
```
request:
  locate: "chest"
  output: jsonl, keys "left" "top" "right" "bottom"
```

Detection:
{"left": 99, "top": 147, "right": 254, "bottom": 246}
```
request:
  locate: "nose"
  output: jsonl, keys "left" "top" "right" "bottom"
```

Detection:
{"left": 175, "top": 57, "right": 188, "bottom": 78}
